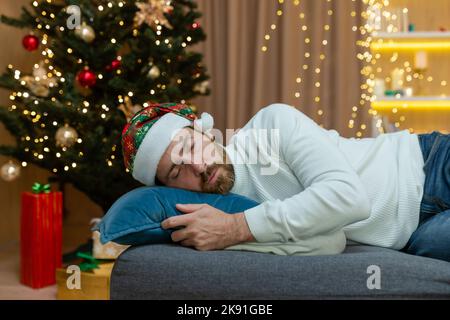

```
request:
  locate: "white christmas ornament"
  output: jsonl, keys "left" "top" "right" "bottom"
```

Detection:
{"left": 75, "top": 23, "right": 96, "bottom": 43}
{"left": 148, "top": 65, "right": 161, "bottom": 79}
{"left": 1, "top": 161, "right": 21, "bottom": 182}
{"left": 55, "top": 124, "right": 78, "bottom": 148}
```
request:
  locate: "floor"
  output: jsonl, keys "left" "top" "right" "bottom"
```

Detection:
{"left": 0, "top": 219, "right": 93, "bottom": 300}
{"left": 0, "top": 173, "right": 105, "bottom": 300}
{"left": 0, "top": 241, "right": 57, "bottom": 300}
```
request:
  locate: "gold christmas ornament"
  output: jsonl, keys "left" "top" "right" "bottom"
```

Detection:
{"left": 1, "top": 161, "right": 21, "bottom": 182}
{"left": 74, "top": 23, "right": 96, "bottom": 43}
{"left": 21, "top": 76, "right": 49, "bottom": 97}
{"left": 189, "top": 104, "right": 198, "bottom": 113}
{"left": 20, "top": 61, "right": 57, "bottom": 97}
{"left": 55, "top": 124, "right": 78, "bottom": 148}
{"left": 33, "top": 63, "right": 47, "bottom": 79}
{"left": 194, "top": 80, "right": 209, "bottom": 94}
{"left": 148, "top": 65, "right": 161, "bottom": 79}
{"left": 118, "top": 96, "right": 143, "bottom": 122}
{"left": 134, "top": 0, "right": 174, "bottom": 30}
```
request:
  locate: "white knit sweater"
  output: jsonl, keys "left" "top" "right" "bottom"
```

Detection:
{"left": 225, "top": 104, "right": 425, "bottom": 256}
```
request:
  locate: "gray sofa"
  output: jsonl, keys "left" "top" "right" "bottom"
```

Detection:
{"left": 110, "top": 244, "right": 450, "bottom": 299}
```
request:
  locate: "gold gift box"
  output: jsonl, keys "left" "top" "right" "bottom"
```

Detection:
{"left": 56, "top": 263, "right": 114, "bottom": 300}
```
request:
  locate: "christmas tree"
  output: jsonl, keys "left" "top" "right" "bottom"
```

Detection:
{"left": 0, "top": 0, "right": 210, "bottom": 212}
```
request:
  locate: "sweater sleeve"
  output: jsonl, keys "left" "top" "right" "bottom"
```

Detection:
{"left": 243, "top": 104, "right": 372, "bottom": 243}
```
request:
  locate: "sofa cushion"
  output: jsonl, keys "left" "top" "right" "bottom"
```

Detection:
{"left": 110, "top": 244, "right": 450, "bottom": 299}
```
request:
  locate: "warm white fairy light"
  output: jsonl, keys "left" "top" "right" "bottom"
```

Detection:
{"left": 358, "top": 0, "right": 386, "bottom": 135}
{"left": 293, "top": 0, "right": 334, "bottom": 124}
{"left": 261, "top": 0, "right": 284, "bottom": 53}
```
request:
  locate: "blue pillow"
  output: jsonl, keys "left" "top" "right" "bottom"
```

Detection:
{"left": 94, "top": 186, "right": 259, "bottom": 246}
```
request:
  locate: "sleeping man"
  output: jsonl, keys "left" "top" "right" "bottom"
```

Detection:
{"left": 121, "top": 103, "right": 450, "bottom": 262}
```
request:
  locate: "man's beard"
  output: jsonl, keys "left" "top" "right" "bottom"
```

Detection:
{"left": 200, "top": 163, "right": 235, "bottom": 194}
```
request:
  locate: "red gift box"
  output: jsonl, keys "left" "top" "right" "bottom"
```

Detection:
{"left": 20, "top": 191, "right": 63, "bottom": 289}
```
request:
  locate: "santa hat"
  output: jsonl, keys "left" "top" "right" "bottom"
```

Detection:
{"left": 121, "top": 102, "right": 214, "bottom": 186}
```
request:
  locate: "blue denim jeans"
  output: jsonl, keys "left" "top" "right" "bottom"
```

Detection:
{"left": 402, "top": 131, "right": 450, "bottom": 262}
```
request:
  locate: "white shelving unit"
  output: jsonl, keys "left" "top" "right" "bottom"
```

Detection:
{"left": 370, "top": 31, "right": 450, "bottom": 52}
{"left": 371, "top": 31, "right": 450, "bottom": 39}
{"left": 372, "top": 97, "right": 450, "bottom": 111}
{"left": 368, "top": 29, "right": 450, "bottom": 134}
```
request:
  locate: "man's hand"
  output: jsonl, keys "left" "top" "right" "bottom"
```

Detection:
{"left": 161, "top": 204, "right": 255, "bottom": 251}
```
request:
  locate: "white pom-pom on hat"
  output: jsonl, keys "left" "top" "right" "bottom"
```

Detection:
{"left": 193, "top": 112, "right": 214, "bottom": 133}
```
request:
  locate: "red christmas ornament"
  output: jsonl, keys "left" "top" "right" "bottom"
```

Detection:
{"left": 22, "top": 35, "right": 39, "bottom": 51}
{"left": 190, "top": 22, "right": 200, "bottom": 30}
{"left": 106, "top": 59, "right": 121, "bottom": 72}
{"left": 76, "top": 69, "right": 97, "bottom": 88}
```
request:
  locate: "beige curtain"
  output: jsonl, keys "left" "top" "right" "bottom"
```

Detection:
{"left": 194, "top": 0, "right": 369, "bottom": 138}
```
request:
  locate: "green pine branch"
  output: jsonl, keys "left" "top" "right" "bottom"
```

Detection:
{"left": 0, "top": 6, "right": 37, "bottom": 28}
{"left": 0, "top": 145, "right": 19, "bottom": 158}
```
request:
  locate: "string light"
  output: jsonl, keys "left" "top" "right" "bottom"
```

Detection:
{"left": 359, "top": 0, "right": 387, "bottom": 135}
{"left": 261, "top": 0, "right": 284, "bottom": 53}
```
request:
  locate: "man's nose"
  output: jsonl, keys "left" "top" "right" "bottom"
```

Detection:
{"left": 191, "top": 163, "right": 207, "bottom": 176}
